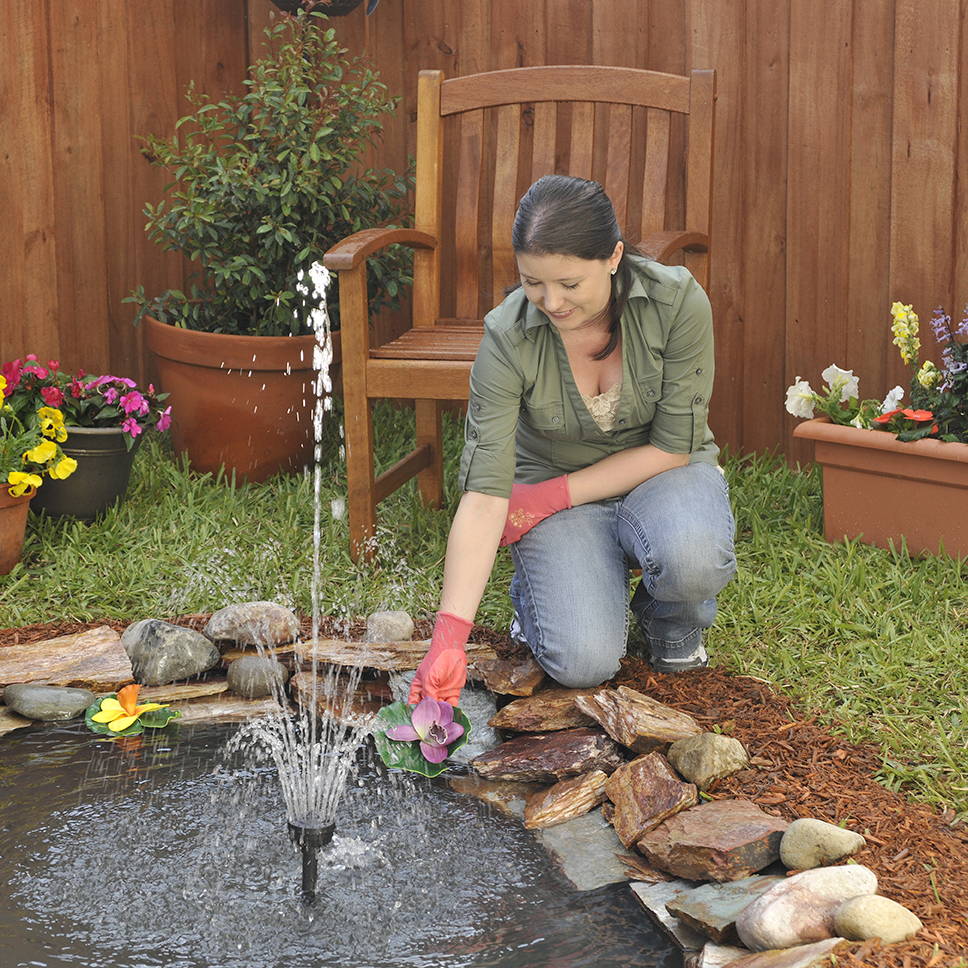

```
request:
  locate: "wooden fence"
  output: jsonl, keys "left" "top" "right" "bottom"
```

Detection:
{"left": 3, "top": 0, "right": 967, "bottom": 462}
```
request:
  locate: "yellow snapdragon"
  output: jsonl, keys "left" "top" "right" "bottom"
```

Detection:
{"left": 917, "top": 360, "right": 942, "bottom": 389}
{"left": 890, "top": 302, "right": 921, "bottom": 366}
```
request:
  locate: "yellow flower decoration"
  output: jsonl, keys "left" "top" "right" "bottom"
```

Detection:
{"left": 24, "top": 439, "right": 57, "bottom": 464}
{"left": 91, "top": 684, "right": 168, "bottom": 733}
{"left": 48, "top": 456, "right": 78, "bottom": 479}
{"left": 890, "top": 301, "right": 921, "bottom": 366}
{"left": 917, "top": 360, "right": 942, "bottom": 389}
{"left": 0, "top": 374, "right": 7, "bottom": 395}
{"left": 37, "top": 406, "right": 68, "bottom": 442}
{"left": 7, "top": 471, "right": 42, "bottom": 497}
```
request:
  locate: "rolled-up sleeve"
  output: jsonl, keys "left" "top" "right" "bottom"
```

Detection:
{"left": 458, "top": 327, "right": 524, "bottom": 497}
{"left": 648, "top": 277, "right": 715, "bottom": 455}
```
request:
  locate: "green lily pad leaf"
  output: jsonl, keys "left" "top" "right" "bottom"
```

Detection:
{"left": 372, "top": 700, "right": 471, "bottom": 779}
{"left": 139, "top": 706, "right": 182, "bottom": 729}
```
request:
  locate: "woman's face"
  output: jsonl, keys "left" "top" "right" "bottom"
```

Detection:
{"left": 515, "top": 242, "right": 623, "bottom": 334}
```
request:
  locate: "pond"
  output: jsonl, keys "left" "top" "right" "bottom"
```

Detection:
{"left": 0, "top": 723, "right": 677, "bottom": 968}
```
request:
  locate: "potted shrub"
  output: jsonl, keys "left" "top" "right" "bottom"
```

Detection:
{"left": 125, "top": 9, "right": 412, "bottom": 482}
{"left": 787, "top": 303, "right": 968, "bottom": 557}
{"left": 0, "top": 358, "right": 78, "bottom": 573}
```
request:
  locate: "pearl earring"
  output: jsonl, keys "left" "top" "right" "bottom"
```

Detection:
{"left": 610, "top": 268, "right": 617, "bottom": 276}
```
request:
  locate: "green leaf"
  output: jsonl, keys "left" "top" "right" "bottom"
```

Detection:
{"left": 140, "top": 706, "right": 182, "bottom": 729}
{"left": 372, "top": 701, "right": 471, "bottom": 778}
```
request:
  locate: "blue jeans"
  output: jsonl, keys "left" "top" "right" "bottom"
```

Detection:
{"left": 508, "top": 462, "right": 736, "bottom": 686}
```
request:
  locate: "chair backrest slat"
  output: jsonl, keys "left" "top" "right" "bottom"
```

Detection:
{"left": 568, "top": 102, "right": 596, "bottom": 180}
{"left": 455, "top": 109, "right": 484, "bottom": 319}
{"left": 639, "top": 108, "right": 671, "bottom": 240}
{"left": 417, "top": 66, "right": 713, "bottom": 325}
{"left": 491, "top": 103, "right": 521, "bottom": 312}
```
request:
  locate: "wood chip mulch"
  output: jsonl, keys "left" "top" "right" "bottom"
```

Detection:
{"left": 2, "top": 617, "right": 966, "bottom": 967}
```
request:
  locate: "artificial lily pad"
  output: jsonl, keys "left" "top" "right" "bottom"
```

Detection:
{"left": 84, "top": 694, "right": 181, "bottom": 737}
{"left": 373, "top": 700, "right": 471, "bottom": 778}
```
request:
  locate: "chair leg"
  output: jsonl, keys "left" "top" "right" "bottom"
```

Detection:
{"left": 345, "top": 396, "right": 377, "bottom": 562}
{"left": 414, "top": 399, "right": 444, "bottom": 508}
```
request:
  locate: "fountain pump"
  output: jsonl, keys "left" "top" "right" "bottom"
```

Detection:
{"left": 287, "top": 820, "right": 335, "bottom": 901}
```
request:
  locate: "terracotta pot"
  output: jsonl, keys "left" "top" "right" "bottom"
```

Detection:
{"left": 144, "top": 317, "right": 342, "bottom": 483}
{"left": 31, "top": 427, "right": 141, "bottom": 521}
{"left": 0, "top": 485, "right": 36, "bottom": 575}
{"left": 793, "top": 417, "right": 968, "bottom": 557}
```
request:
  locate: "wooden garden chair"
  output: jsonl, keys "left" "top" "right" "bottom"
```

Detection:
{"left": 323, "top": 65, "right": 715, "bottom": 561}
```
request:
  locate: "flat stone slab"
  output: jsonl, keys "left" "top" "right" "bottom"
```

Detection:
{"left": 576, "top": 685, "right": 703, "bottom": 753}
{"left": 220, "top": 644, "right": 299, "bottom": 667}
{"left": 290, "top": 671, "right": 381, "bottom": 729}
{"left": 630, "top": 880, "right": 707, "bottom": 956}
{"left": 524, "top": 770, "right": 609, "bottom": 829}
{"left": 666, "top": 874, "right": 786, "bottom": 943}
{"left": 685, "top": 943, "right": 752, "bottom": 968}
{"left": 0, "top": 706, "right": 33, "bottom": 737}
{"left": 0, "top": 626, "right": 133, "bottom": 692}
{"left": 448, "top": 775, "right": 544, "bottom": 820}
{"left": 726, "top": 938, "right": 846, "bottom": 968}
{"left": 489, "top": 687, "right": 598, "bottom": 731}
{"left": 638, "top": 799, "right": 789, "bottom": 882}
{"left": 470, "top": 652, "right": 545, "bottom": 696}
{"left": 297, "top": 638, "right": 499, "bottom": 672}
{"left": 471, "top": 727, "right": 624, "bottom": 782}
{"left": 137, "top": 680, "right": 229, "bottom": 703}
{"left": 171, "top": 694, "right": 284, "bottom": 724}
{"left": 536, "top": 808, "right": 629, "bottom": 891}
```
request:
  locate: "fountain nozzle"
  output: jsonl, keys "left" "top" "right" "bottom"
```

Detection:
{"left": 287, "top": 820, "right": 335, "bottom": 902}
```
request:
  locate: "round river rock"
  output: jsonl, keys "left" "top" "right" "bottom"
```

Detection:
{"left": 364, "top": 610, "right": 414, "bottom": 643}
{"left": 227, "top": 656, "right": 291, "bottom": 699}
{"left": 3, "top": 683, "right": 95, "bottom": 721}
{"left": 834, "top": 894, "right": 923, "bottom": 943}
{"left": 666, "top": 731, "right": 749, "bottom": 789}
{"left": 780, "top": 817, "right": 866, "bottom": 870}
{"left": 204, "top": 602, "right": 299, "bottom": 648}
{"left": 122, "top": 619, "right": 220, "bottom": 686}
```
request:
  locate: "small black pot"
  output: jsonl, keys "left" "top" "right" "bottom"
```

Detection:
{"left": 32, "top": 426, "right": 141, "bottom": 521}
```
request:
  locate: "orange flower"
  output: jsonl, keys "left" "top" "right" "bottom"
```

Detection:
{"left": 90, "top": 684, "right": 167, "bottom": 732}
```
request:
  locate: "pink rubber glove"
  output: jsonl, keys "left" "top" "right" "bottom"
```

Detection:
{"left": 408, "top": 611, "right": 472, "bottom": 706}
{"left": 499, "top": 474, "right": 572, "bottom": 546}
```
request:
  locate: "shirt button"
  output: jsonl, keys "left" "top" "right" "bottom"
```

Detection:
{"left": 693, "top": 394, "right": 704, "bottom": 404}
{"left": 695, "top": 367, "right": 703, "bottom": 375}
{"left": 468, "top": 428, "right": 478, "bottom": 439}
{"left": 618, "top": 419, "right": 627, "bottom": 426}
{"left": 473, "top": 402, "right": 482, "bottom": 412}
{"left": 647, "top": 389, "right": 656, "bottom": 398}
{"left": 552, "top": 415, "right": 560, "bottom": 424}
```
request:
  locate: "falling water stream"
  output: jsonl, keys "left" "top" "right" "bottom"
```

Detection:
{"left": 0, "top": 264, "right": 676, "bottom": 966}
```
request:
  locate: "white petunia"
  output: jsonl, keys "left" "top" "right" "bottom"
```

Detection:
{"left": 820, "top": 364, "right": 860, "bottom": 402}
{"left": 784, "top": 377, "right": 817, "bottom": 418}
{"left": 880, "top": 385, "right": 904, "bottom": 413}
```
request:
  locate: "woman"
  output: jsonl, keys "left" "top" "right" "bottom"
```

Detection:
{"left": 409, "top": 175, "right": 736, "bottom": 707}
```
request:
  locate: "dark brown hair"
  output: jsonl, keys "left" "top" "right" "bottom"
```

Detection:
{"left": 511, "top": 174, "right": 635, "bottom": 360}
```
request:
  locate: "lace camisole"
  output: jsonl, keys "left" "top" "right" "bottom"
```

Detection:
{"left": 579, "top": 381, "right": 622, "bottom": 432}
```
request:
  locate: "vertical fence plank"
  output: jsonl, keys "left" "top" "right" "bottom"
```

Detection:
{"left": 690, "top": 0, "right": 745, "bottom": 454}
{"left": 785, "top": 1, "right": 853, "bottom": 466}
{"left": 846, "top": 0, "right": 896, "bottom": 400}
{"left": 0, "top": 4, "right": 59, "bottom": 363}
{"left": 956, "top": 0, "right": 968, "bottom": 319}
{"left": 739, "top": 0, "right": 789, "bottom": 455}
{"left": 889, "top": 0, "right": 959, "bottom": 378}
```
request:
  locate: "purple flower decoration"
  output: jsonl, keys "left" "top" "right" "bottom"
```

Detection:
{"left": 384, "top": 698, "right": 464, "bottom": 764}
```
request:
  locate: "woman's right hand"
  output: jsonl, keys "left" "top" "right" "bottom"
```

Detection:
{"left": 408, "top": 611, "right": 473, "bottom": 706}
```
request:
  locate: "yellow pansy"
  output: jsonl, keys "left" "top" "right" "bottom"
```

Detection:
{"left": 48, "top": 456, "right": 78, "bottom": 479}
{"left": 24, "top": 439, "right": 57, "bottom": 464}
{"left": 7, "top": 471, "right": 42, "bottom": 497}
{"left": 0, "top": 375, "right": 6, "bottom": 395}
{"left": 91, "top": 684, "right": 168, "bottom": 733}
{"left": 37, "top": 406, "right": 68, "bottom": 442}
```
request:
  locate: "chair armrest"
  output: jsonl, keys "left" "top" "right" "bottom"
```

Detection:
{"left": 323, "top": 228, "right": 438, "bottom": 271}
{"left": 636, "top": 230, "right": 708, "bottom": 263}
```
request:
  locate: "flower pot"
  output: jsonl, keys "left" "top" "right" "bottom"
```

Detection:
{"left": 0, "top": 485, "right": 36, "bottom": 574}
{"left": 31, "top": 427, "right": 141, "bottom": 521}
{"left": 793, "top": 417, "right": 968, "bottom": 557}
{"left": 144, "top": 317, "right": 342, "bottom": 483}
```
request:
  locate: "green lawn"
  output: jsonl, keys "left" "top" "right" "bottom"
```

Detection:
{"left": 2, "top": 402, "right": 966, "bottom": 818}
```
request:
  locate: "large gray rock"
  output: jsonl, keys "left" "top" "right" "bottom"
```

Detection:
{"left": 535, "top": 808, "right": 628, "bottom": 891}
{"left": 227, "top": 656, "right": 290, "bottom": 699}
{"left": 736, "top": 864, "right": 878, "bottom": 951}
{"left": 638, "top": 799, "right": 789, "bottom": 882}
{"left": 363, "top": 610, "right": 414, "bottom": 643}
{"left": 833, "top": 894, "right": 922, "bottom": 943}
{"left": 3, "top": 683, "right": 95, "bottom": 721}
{"left": 779, "top": 818, "right": 866, "bottom": 870}
{"left": 667, "top": 732, "right": 750, "bottom": 790}
{"left": 204, "top": 602, "right": 299, "bottom": 647}
{"left": 122, "top": 619, "right": 220, "bottom": 686}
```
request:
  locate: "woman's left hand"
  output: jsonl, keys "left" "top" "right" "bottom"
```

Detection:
{"left": 500, "top": 474, "right": 572, "bottom": 546}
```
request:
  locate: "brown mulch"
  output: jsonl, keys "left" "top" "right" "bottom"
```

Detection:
{"left": 2, "top": 617, "right": 966, "bottom": 967}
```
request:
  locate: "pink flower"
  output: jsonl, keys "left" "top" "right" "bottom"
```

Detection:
{"left": 102, "top": 387, "right": 118, "bottom": 404}
{"left": 119, "top": 390, "right": 146, "bottom": 415}
{"left": 1, "top": 360, "right": 21, "bottom": 396}
{"left": 48, "top": 359, "right": 60, "bottom": 370}
{"left": 41, "top": 386, "right": 64, "bottom": 407}
{"left": 147, "top": 384, "right": 156, "bottom": 395}
{"left": 384, "top": 698, "right": 464, "bottom": 764}
{"left": 156, "top": 406, "right": 172, "bottom": 432}
{"left": 121, "top": 417, "right": 143, "bottom": 438}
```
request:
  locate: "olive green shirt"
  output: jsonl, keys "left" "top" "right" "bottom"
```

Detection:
{"left": 458, "top": 255, "right": 719, "bottom": 498}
